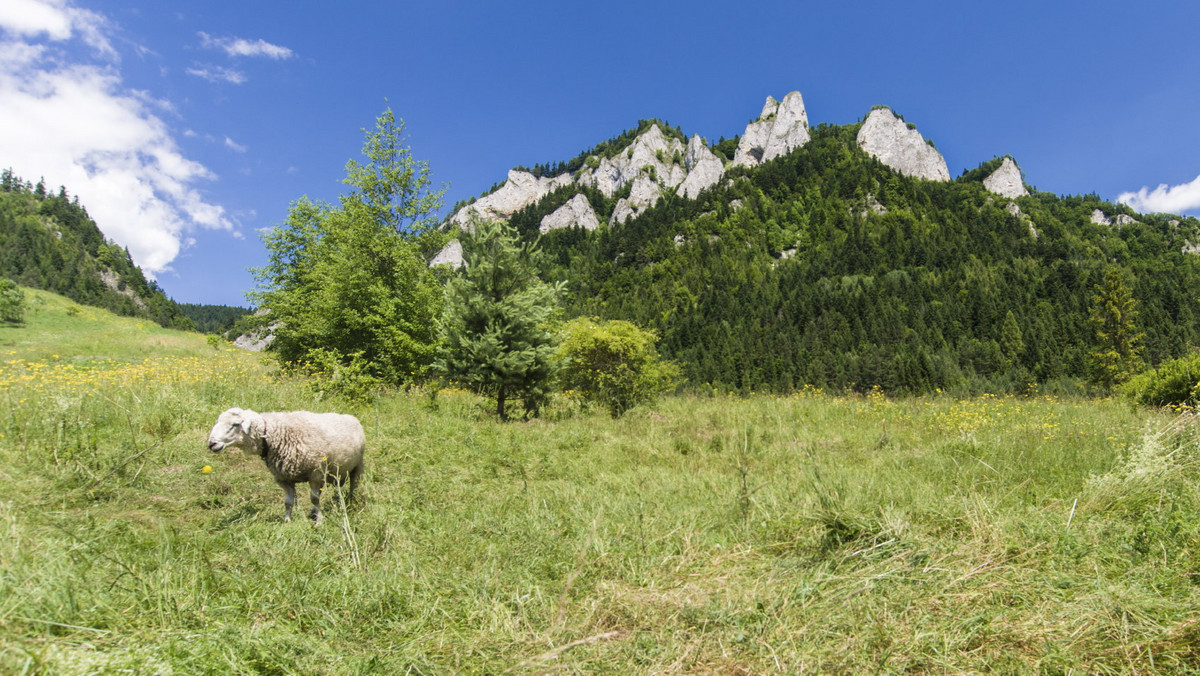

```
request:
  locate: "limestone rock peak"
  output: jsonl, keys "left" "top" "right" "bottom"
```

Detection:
{"left": 578, "top": 124, "right": 688, "bottom": 198}
{"left": 733, "top": 91, "right": 810, "bottom": 168}
{"left": 540, "top": 194, "right": 600, "bottom": 233}
{"left": 611, "top": 174, "right": 663, "bottom": 224}
{"left": 679, "top": 135, "right": 725, "bottom": 199}
{"left": 450, "top": 169, "right": 572, "bottom": 229}
{"left": 856, "top": 108, "right": 950, "bottom": 182}
{"left": 983, "top": 157, "right": 1028, "bottom": 198}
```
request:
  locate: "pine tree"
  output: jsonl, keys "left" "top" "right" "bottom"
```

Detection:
{"left": 1088, "top": 266, "right": 1145, "bottom": 389}
{"left": 435, "top": 219, "right": 563, "bottom": 420}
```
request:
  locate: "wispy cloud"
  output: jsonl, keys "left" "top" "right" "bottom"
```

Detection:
{"left": 224, "top": 136, "right": 246, "bottom": 153}
{"left": 0, "top": 0, "right": 231, "bottom": 276}
{"left": 198, "top": 31, "right": 294, "bottom": 60}
{"left": 1118, "top": 174, "right": 1200, "bottom": 216}
{"left": 185, "top": 64, "right": 246, "bottom": 85}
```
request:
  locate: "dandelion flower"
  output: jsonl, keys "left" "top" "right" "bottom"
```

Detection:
{"left": 202, "top": 465, "right": 213, "bottom": 474}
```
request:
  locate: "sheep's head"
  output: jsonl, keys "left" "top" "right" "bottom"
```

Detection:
{"left": 207, "top": 407, "right": 262, "bottom": 454}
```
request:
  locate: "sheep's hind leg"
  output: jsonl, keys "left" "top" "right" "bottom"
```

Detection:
{"left": 278, "top": 481, "right": 296, "bottom": 522}
{"left": 346, "top": 462, "right": 364, "bottom": 503}
{"left": 309, "top": 482, "right": 323, "bottom": 525}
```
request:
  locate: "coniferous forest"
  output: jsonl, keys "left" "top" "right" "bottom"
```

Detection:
{"left": 0, "top": 169, "right": 195, "bottom": 330}
{"left": 502, "top": 122, "right": 1200, "bottom": 395}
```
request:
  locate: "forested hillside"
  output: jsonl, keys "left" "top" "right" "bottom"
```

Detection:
{"left": 501, "top": 122, "right": 1200, "bottom": 394}
{"left": 0, "top": 169, "right": 194, "bottom": 330}
{"left": 177, "top": 303, "right": 252, "bottom": 335}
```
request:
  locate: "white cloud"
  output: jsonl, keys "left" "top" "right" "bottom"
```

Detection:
{"left": 0, "top": 0, "right": 115, "bottom": 58}
{"left": 185, "top": 64, "right": 246, "bottom": 85}
{"left": 0, "top": 1, "right": 231, "bottom": 276}
{"left": 1118, "top": 174, "right": 1200, "bottom": 216}
{"left": 224, "top": 136, "right": 246, "bottom": 153}
{"left": 197, "top": 31, "right": 294, "bottom": 60}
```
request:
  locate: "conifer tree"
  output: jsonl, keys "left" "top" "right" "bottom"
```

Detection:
{"left": 435, "top": 219, "right": 563, "bottom": 420}
{"left": 1088, "top": 266, "right": 1145, "bottom": 389}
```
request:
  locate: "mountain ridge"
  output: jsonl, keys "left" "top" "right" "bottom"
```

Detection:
{"left": 432, "top": 91, "right": 1200, "bottom": 394}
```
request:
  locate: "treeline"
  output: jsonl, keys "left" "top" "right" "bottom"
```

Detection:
{"left": 177, "top": 303, "right": 251, "bottom": 335}
{"left": 503, "top": 123, "right": 1200, "bottom": 395}
{"left": 0, "top": 168, "right": 194, "bottom": 330}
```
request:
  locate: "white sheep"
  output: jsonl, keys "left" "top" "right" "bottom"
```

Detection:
{"left": 207, "top": 407, "right": 365, "bottom": 524}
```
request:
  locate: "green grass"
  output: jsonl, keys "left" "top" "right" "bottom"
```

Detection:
{"left": 3, "top": 288, "right": 1200, "bottom": 673}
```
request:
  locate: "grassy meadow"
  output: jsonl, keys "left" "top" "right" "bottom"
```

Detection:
{"left": 2, "top": 288, "right": 1200, "bottom": 673}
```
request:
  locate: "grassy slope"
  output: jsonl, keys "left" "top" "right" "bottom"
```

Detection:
{"left": 2, "top": 288, "right": 1200, "bottom": 673}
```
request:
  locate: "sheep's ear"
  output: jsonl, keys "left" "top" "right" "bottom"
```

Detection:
{"left": 243, "top": 413, "right": 265, "bottom": 438}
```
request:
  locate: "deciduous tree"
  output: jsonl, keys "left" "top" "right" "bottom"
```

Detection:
{"left": 251, "top": 108, "right": 443, "bottom": 384}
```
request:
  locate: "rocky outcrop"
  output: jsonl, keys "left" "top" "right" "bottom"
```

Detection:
{"left": 99, "top": 268, "right": 147, "bottom": 310}
{"left": 611, "top": 175, "right": 662, "bottom": 224}
{"left": 429, "top": 239, "right": 464, "bottom": 269}
{"left": 578, "top": 124, "right": 687, "bottom": 198}
{"left": 732, "top": 91, "right": 810, "bottom": 168}
{"left": 679, "top": 135, "right": 725, "bottom": 199}
{"left": 983, "top": 157, "right": 1028, "bottom": 198}
{"left": 234, "top": 328, "right": 275, "bottom": 352}
{"left": 856, "top": 108, "right": 950, "bottom": 182}
{"left": 1006, "top": 202, "right": 1038, "bottom": 238}
{"left": 449, "top": 169, "right": 572, "bottom": 229}
{"left": 1090, "top": 209, "right": 1139, "bottom": 229}
{"left": 858, "top": 193, "right": 888, "bottom": 217}
{"left": 233, "top": 309, "right": 276, "bottom": 352}
{"left": 540, "top": 194, "right": 600, "bottom": 233}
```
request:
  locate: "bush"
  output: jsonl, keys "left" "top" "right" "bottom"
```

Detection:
{"left": 1121, "top": 351, "right": 1200, "bottom": 408}
{"left": 295, "top": 347, "right": 382, "bottom": 405}
{"left": 0, "top": 279, "right": 24, "bottom": 323}
{"left": 557, "top": 317, "right": 680, "bottom": 417}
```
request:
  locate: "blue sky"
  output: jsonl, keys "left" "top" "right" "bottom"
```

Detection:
{"left": 2, "top": 0, "right": 1199, "bottom": 307}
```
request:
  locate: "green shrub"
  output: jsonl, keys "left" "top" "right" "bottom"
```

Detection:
{"left": 1121, "top": 351, "right": 1200, "bottom": 408}
{"left": 296, "top": 347, "right": 381, "bottom": 405}
{"left": 557, "top": 317, "right": 680, "bottom": 417}
{"left": 0, "top": 279, "right": 24, "bottom": 323}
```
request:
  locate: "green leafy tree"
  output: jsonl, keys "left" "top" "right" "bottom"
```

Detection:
{"left": 435, "top": 219, "right": 563, "bottom": 421}
{"left": 558, "top": 317, "right": 680, "bottom": 417}
{"left": 1088, "top": 266, "right": 1145, "bottom": 389}
{"left": 250, "top": 108, "right": 443, "bottom": 384}
{"left": 0, "top": 279, "right": 25, "bottom": 323}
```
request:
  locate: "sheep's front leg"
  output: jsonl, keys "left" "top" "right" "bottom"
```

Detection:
{"left": 277, "top": 481, "right": 296, "bottom": 522}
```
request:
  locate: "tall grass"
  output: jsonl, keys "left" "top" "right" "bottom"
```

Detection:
{"left": 2, "top": 289, "right": 1200, "bottom": 673}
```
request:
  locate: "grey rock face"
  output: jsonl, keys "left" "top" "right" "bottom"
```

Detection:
{"left": 450, "top": 169, "right": 572, "bottom": 229}
{"left": 540, "top": 194, "right": 600, "bottom": 233}
{"left": 578, "top": 124, "right": 687, "bottom": 198}
{"left": 612, "top": 175, "right": 663, "bottom": 224}
{"left": 429, "top": 239, "right": 464, "bottom": 269}
{"left": 1090, "top": 209, "right": 1112, "bottom": 226}
{"left": 733, "top": 91, "right": 810, "bottom": 168}
{"left": 856, "top": 108, "right": 950, "bottom": 182}
{"left": 233, "top": 329, "right": 275, "bottom": 352}
{"left": 983, "top": 157, "right": 1028, "bottom": 198}
{"left": 679, "top": 135, "right": 725, "bottom": 199}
